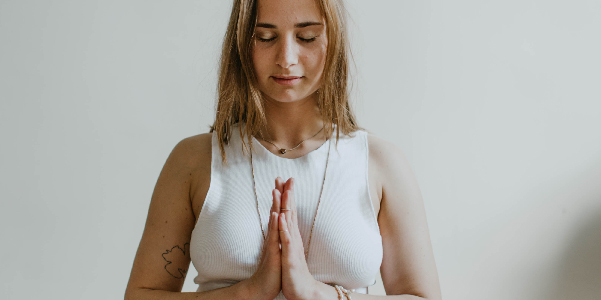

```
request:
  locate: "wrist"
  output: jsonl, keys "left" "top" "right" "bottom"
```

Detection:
{"left": 310, "top": 280, "right": 339, "bottom": 300}
{"left": 237, "top": 280, "right": 261, "bottom": 300}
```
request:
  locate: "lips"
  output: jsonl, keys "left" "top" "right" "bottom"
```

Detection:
{"left": 272, "top": 75, "right": 302, "bottom": 79}
{"left": 271, "top": 75, "right": 303, "bottom": 86}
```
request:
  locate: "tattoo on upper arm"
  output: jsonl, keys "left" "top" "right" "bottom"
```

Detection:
{"left": 162, "top": 243, "right": 191, "bottom": 279}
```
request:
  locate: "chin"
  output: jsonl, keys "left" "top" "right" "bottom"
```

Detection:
{"left": 263, "top": 92, "right": 303, "bottom": 103}
{"left": 263, "top": 89, "right": 318, "bottom": 104}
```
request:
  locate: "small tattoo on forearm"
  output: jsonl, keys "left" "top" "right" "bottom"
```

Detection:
{"left": 162, "top": 243, "right": 191, "bottom": 279}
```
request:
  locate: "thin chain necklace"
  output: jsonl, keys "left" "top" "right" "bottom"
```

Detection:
{"left": 256, "top": 127, "right": 324, "bottom": 155}
{"left": 250, "top": 133, "right": 332, "bottom": 262}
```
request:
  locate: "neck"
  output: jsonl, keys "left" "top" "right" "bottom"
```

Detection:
{"left": 258, "top": 94, "right": 325, "bottom": 149}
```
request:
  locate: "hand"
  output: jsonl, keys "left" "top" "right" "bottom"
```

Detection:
{"left": 278, "top": 177, "right": 320, "bottom": 300}
{"left": 244, "top": 178, "right": 284, "bottom": 300}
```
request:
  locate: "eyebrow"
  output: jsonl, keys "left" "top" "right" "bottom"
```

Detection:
{"left": 255, "top": 21, "right": 324, "bottom": 29}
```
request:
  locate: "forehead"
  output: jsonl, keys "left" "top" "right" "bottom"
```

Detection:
{"left": 256, "top": 0, "right": 323, "bottom": 24}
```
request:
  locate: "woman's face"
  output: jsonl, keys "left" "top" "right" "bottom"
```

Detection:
{"left": 252, "top": 0, "right": 327, "bottom": 104}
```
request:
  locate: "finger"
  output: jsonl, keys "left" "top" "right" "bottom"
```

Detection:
{"left": 275, "top": 177, "right": 284, "bottom": 194}
{"left": 287, "top": 178, "right": 298, "bottom": 228}
{"left": 267, "top": 198, "right": 274, "bottom": 238}
{"left": 282, "top": 178, "right": 298, "bottom": 235}
{"left": 273, "top": 188, "right": 281, "bottom": 213}
{"left": 269, "top": 211, "right": 280, "bottom": 251}
{"left": 279, "top": 212, "right": 291, "bottom": 258}
{"left": 265, "top": 208, "right": 272, "bottom": 243}
{"left": 273, "top": 189, "right": 282, "bottom": 246}
{"left": 283, "top": 177, "right": 292, "bottom": 191}
{"left": 274, "top": 178, "right": 283, "bottom": 213}
{"left": 282, "top": 190, "right": 295, "bottom": 233}
{"left": 271, "top": 188, "right": 276, "bottom": 212}
{"left": 268, "top": 190, "right": 280, "bottom": 246}
{"left": 262, "top": 208, "right": 273, "bottom": 256}
{"left": 271, "top": 189, "right": 281, "bottom": 233}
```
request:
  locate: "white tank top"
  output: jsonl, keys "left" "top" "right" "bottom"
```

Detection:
{"left": 190, "top": 123, "right": 383, "bottom": 298}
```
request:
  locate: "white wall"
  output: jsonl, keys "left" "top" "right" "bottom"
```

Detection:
{"left": 1, "top": 1, "right": 600, "bottom": 299}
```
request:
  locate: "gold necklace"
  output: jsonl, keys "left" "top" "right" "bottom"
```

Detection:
{"left": 250, "top": 135, "right": 332, "bottom": 261}
{"left": 256, "top": 127, "right": 324, "bottom": 155}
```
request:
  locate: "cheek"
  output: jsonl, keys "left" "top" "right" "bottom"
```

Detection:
{"left": 305, "top": 45, "right": 327, "bottom": 75}
{"left": 252, "top": 48, "right": 268, "bottom": 79}
{"left": 318, "top": 44, "right": 327, "bottom": 68}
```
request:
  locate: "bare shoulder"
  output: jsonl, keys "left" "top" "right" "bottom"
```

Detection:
{"left": 170, "top": 132, "right": 212, "bottom": 188}
{"left": 366, "top": 132, "right": 441, "bottom": 298}
{"left": 366, "top": 132, "right": 408, "bottom": 168}
{"left": 180, "top": 132, "right": 213, "bottom": 221}
{"left": 365, "top": 132, "right": 415, "bottom": 188}
{"left": 124, "top": 132, "right": 213, "bottom": 296}
{"left": 367, "top": 133, "right": 412, "bottom": 195}
{"left": 179, "top": 132, "right": 212, "bottom": 166}
{"left": 363, "top": 132, "right": 412, "bottom": 219}
{"left": 158, "top": 132, "right": 213, "bottom": 221}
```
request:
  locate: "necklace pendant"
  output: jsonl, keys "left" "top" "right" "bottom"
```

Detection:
{"left": 279, "top": 149, "right": 287, "bottom": 154}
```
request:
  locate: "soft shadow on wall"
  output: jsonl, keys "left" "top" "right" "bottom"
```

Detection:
{"left": 545, "top": 207, "right": 601, "bottom": 300}
{"left": 530, "top": 157, "right": 601, "bottom": 300}
{"left": 463, "top": 156, "right": 601, "bottom": 300}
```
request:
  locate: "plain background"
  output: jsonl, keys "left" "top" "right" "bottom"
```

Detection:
{"left": 1, "top": 0, "right": 600, "bottom": 299}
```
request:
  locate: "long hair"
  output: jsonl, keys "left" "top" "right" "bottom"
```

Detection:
{"left": 209, "top": 0, "right": 363, "bottom": 165}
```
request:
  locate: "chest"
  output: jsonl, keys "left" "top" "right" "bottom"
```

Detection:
{"left": 190, "top": 159, "right": 381, "bottom": 225}
{"left": 189, "top": 157, "right": 384, "bottom": 290}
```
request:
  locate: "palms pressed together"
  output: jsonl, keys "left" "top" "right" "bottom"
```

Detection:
{"left": 276, "top": 177, "right": 320, "bottom": 300}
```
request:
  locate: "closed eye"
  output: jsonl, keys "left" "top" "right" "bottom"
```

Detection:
{"left": 256, "top": 36, "right": 317, "bottom": 43}
{"left": 258, "top": 37, "right": 276, "bottom": 42}
{"left": 298, "top": 37, "right": 317, "bottom": 42}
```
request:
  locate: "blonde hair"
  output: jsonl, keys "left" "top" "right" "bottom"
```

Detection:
{"left": 209, "top": 0, "right": 363, "bottom": 165}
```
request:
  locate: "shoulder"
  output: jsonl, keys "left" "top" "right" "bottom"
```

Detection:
{"left": 163, "top": 133, "right": 213, "bottom": 192}
{"left": 364, "top": 131, "right": 419, "bottom": 204}
{"left": 168, "top": 132, "right": 212, "bottom": 168}
{"left": 178, "top": 132, "right": 212, "bottom": 174}
{"left": 365, "top": 131, "right": 411, "bottom": 178}
{"left": 169, "top": 133, "right": 213, "bottom": 214}
{"left": 180, "top": 132, "right": 213, "bottom": 157}
{"left": 364, "top": 133, "right": 440, "bottom": 298}
{"left": 364, "top": 131, "right": 400, "bottom": 159}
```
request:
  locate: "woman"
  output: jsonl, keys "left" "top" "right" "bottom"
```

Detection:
{"left": 125, "top": 0, "right": 442, "bottom": 299}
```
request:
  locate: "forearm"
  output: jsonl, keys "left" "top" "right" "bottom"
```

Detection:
{"left": 312, "top": 281, "right": 430, "bottom": 300}
{"left": 125, "top": 281, "right": 262, "bottom": 300}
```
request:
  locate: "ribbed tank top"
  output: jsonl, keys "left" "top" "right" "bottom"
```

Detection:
{"left": 190, "top": 123, "right": 383, "bottom": 298}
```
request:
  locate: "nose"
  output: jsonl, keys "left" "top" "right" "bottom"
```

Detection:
{"left": 275, "top": 35, "right": 298, "bottom": 69}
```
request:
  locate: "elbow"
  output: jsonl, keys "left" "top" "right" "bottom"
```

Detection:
{"left": 420, "top": 291, "right": 442, "bottom": 300}
{"left": 124, "top": 287, "right": 146, "bottom": 300}
{"left": 123, "top": 288, "right": 135, "bottom": 300}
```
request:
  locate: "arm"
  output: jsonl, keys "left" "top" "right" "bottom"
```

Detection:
{"left": 127, "top": 285, "right": 254, "bottom": 300}
{"left": 312, "top": 282, "right": 430, "bottom": 300}
{"left": 312, "top": 134, "right": 442, "bottom": 300}
{"left": 124, "top": 135, "right": 260, "bottom": 300}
